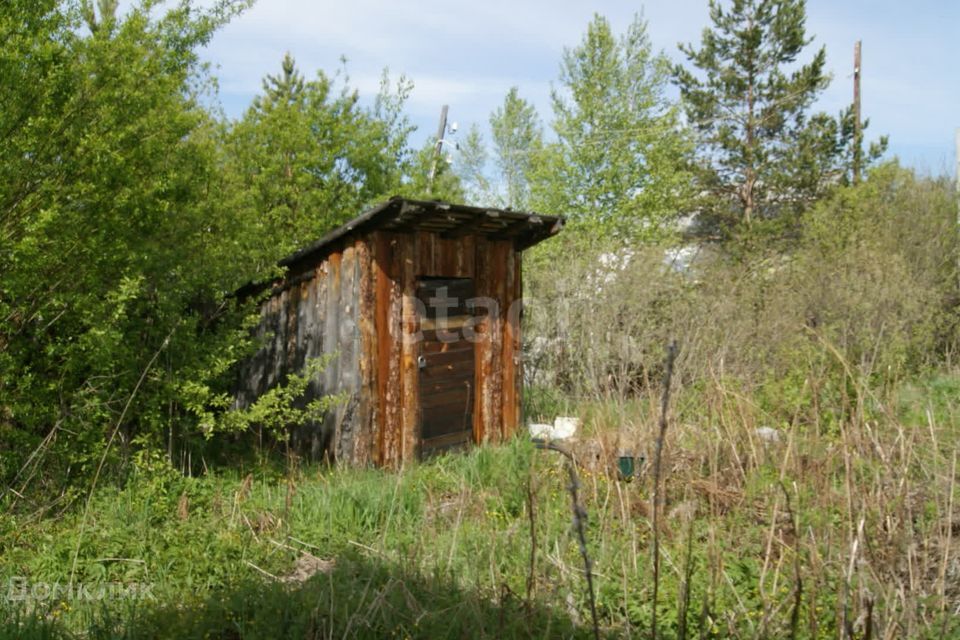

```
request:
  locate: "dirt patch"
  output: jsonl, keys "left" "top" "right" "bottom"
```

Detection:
{"left": 281, "top": 553, "right": 336, "bottom": 584}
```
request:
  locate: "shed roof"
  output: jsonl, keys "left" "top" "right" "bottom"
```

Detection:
{"left": 279, "top": 196, "right": 564, "bottom": 271}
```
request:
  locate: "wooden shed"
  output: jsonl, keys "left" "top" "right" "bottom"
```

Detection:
{"left": 235, "top": 197, "right": 563, "bottom": 466}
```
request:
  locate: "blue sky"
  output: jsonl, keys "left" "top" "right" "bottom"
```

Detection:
{"left": 197, "top": 0, "right": 959, "bottom": 176}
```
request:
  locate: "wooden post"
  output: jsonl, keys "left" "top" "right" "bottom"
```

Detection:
{"left": 427, "top": 104, "right": 449, "bottom": 189}
{"left": 853, "top": 41, "right": 862, "bottom": 184}
{"left": 955, "top": 128, "right": 959, "bottom": 192}
{"left": 955, "top": 128, "right": 960, "bottom": 294}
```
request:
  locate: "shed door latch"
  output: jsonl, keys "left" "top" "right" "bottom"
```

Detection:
{"left": 417, "top": 355, "right": 426, "bottom": 370}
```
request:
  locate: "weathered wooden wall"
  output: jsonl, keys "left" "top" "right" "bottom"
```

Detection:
{"left": 237, "top": 229, "right": 523, "bottom": 467}
{"left": 370, "top": 230, "right": 522, "bottom": 467}
{"left": 234, "top": 238, "right": 374, "bottom": 464}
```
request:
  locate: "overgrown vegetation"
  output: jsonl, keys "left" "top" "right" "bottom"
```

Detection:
{"left": 0, "top": 0, "right": 456, "bottom": 499}
{"left": 2, "top": 0, "right": 958, "bottom": 638}
{"left": 525, "top": 163, "right": 958, "bottom": 403}
{"left": 1, "top": 372, "right": 959, "bottom": 637}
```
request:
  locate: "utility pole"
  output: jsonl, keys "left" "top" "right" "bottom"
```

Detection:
{"left": 955, "top": 128, "right": 960, "bottom": 293}
{"left": 955, "top": 127, "right": 959, "bottom": 230}
{"left": 955, "top": 128, "right": 959, "bottom": 192}
{"left": 427, "top": 104, "right": 449, "bottom": 189}
{"left": 853, "top": 40, "right": 862, "bottom": 184}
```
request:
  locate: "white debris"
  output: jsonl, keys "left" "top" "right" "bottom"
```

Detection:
{"left": 754, "top": 426, "right": 781, "bottom": 443}
{"left": 663, "top": 244, "right": 701, "bottom": 274}
{"left": 528, "top": 423, "right": 555, "bottom": 439}
{"left": 591, "top": 249, "right": 636, "bottom": 292}
{"left": 528, "top": 416, "right": 580, "bottom": 440}
{"left": 553, "top": 416, "right": 580, "bottom": 438}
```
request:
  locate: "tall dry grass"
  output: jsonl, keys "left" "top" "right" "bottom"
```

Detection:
{"left": 515, "top": 162, "right": 960, "bottom": 637}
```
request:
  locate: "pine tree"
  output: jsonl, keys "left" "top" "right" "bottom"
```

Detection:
{"left": 225, "top": 55, "right": 412, "bottom": 263}
{"left": 81, "top": 0, "right": 118, "bottom": 34}
{"left": 674, "top": 0, "right": 883, "bottom": 238}
{"left": 836, "top": 104, "right": 888, "bottom": 186}
{"left": 254, "top": 52, "right": 308, "bottom": 195}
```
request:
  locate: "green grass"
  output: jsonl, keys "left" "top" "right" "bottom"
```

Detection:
{"left": 2, "top": 374, "right": 960, "bottom": 638}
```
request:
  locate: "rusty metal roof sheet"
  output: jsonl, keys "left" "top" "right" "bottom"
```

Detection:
{"left": 279, "top": 196, "right": 564, "bottom": 270}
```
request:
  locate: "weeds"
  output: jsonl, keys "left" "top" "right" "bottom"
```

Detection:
{"left": 1, "top": 366, "right": 958, "bottom": 638}
{"left": 532, "top": 438, "right": 599, "bottom": 640}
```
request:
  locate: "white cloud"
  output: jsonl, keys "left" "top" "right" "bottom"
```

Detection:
{"left": 125, "top": 0, "right": 959, "bottom": 171}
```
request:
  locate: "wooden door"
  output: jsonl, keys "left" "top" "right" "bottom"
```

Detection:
{"left": 417, "top": 277, "right": 475, "bottom": 458}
